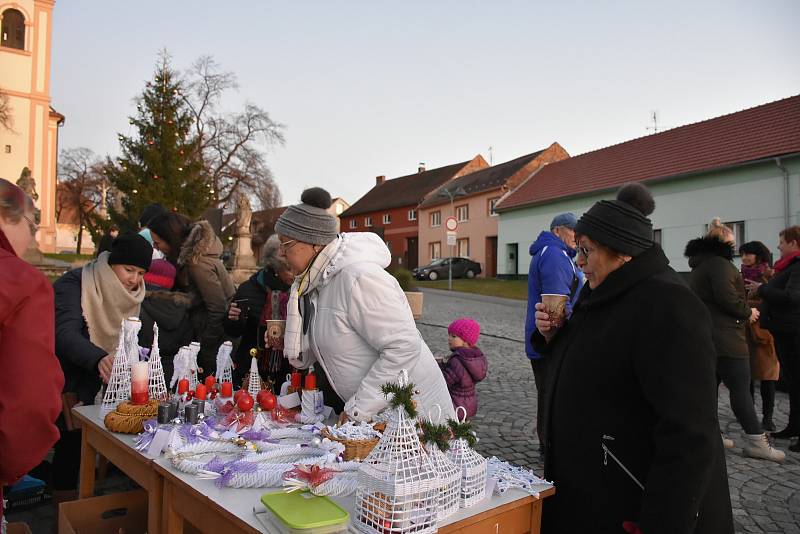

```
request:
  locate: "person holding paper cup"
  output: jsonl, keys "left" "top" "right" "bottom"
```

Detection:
{"left": 533, "top": 183, "right": 732, "bottom": 534}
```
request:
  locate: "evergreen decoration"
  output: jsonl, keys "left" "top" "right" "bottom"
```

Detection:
{"left": 380, "top": 381, "right": 417, "bottom": 419}
{"left": 105, "top": 52, "right": 209, "bottom": 229}
{"left": 448, "top": 418, "right": 477, "bottom": 448}
{"left": 419, "top": 420, "right": 451, "bottom": 452}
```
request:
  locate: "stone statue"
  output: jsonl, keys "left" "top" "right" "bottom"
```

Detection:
{"left": 235, "top": 194, "right": 252, "bottom": 237}
{"left": 16, "top": 167, "right": 38, "bottom": 201}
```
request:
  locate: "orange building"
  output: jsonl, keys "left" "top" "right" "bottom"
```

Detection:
{"left": 417, "top": 143, "right": 568, "bottom": 277}
{"left": 340, "top": 157, "right": 488, "bottom": 270}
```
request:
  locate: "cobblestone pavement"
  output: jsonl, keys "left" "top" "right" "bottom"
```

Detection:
{"left": 418, "top": 287, "right": 800, "bottom": 533}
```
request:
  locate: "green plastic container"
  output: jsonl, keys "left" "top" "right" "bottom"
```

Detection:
{"left": 260, "top": 491, "right": 350, "bottom": 534}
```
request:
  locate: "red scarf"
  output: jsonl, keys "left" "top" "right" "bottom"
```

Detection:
{"left": 0, "top": 227, "right": 15, "bottom": 256}
{"left": 774, "top": 251, "right": 800, "bottom": 274}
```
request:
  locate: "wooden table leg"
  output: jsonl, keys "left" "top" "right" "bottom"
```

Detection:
{"left": 78, "top": 425, "right": 96, "bottom": 499}
{"left": 163, "top": 480, "right": 184, "bottom": 534}
{"left": 148, "top": 472, "right": 163, "bottom": 534}
{"left": 529, "top": 498, "right": 543, "bottom": 534}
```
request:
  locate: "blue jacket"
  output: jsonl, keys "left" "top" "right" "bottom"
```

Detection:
{"left": 525, "top": 232, "right": 583, "bottom": 359}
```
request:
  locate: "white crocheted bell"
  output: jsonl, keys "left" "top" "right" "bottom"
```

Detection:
{"left": 423, "top": 406, "right": 460, "bottom": 522}
{"left": 354, "top": 371, "right": 439, "bottom": 534}
{"left": 446, "top": 406, "right": 487, "bottom": 508}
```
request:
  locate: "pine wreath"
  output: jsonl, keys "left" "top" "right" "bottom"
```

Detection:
{"left": 448, "top": 418, "right": 477, "bottom": 448}
{"left": 380, "top": 381, "right": 417, "bottom": 419}
{"left": 419, "top": 420, "right": 451, "bottom": 452}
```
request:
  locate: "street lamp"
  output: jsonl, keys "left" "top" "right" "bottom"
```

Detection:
{"left": 436, "top": 185, "right": 467, "bottom": 290}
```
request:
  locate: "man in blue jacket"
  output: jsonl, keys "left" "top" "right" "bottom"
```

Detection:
{"left": 526, "top": 212, "right": 583, "bottom": 452}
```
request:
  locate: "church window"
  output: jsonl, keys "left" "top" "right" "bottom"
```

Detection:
{"left": 1, "top": 9, "right": 25, "bottom": 50}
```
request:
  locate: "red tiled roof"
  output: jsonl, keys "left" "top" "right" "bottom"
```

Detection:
{"left": 498, "top": 95, "right": 800, "bottom": 211}
{"left": 341, "top": 157, "right": 486, "bottom": 217}
{"left": 418, "top": 149, "right": 545, "bottom": 209}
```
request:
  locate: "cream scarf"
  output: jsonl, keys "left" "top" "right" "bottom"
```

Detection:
{"left": 81, "top": 252, "right": 146, "bottom": 356}
{"left": 284, "top": 236, "right": 343, "bottom": 366}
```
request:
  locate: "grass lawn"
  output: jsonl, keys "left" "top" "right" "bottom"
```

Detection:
{"left": 416, "top": 278, "right": 527, "bottom": 300}
{"left": 44, "top": 252, "right": 93, "bottom": 263}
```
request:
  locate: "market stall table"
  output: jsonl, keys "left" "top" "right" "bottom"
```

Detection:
{"left": 71, "top": 404, "right": 164, "bottom": 534}
{"left": 154, "top": 457, "right": 554, "bottom": 534}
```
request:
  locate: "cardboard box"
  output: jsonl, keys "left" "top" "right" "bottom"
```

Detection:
{"left": 6, "top": 523, "right": 33, "bottom": 534}
{"left": 58, "top": 490, "right": 147, "bottom": 534}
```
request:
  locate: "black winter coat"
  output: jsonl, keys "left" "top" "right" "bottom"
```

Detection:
{"left": 223, "top": 269, "right": 290, "bottom": 386}
{"left": 53, "top": 268, "right": 106, "bottom": 405}
{"left": 533, "top": 245, "right": 732, "bottom": 534}
{"left": 138, "top": 286, "right": 194, "bottom": 385}
{"left": 685, "top": 236, "right": 751, "bottom": 359}
{"left": 758, "top": 256, "right": 800, "bottom": 333}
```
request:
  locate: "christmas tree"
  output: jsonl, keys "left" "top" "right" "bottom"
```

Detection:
{"left": 106, "top": 53, "right": 210, "bottom": 228}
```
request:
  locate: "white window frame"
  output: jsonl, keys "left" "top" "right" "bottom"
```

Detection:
{"left": 382, "top": 213, "right": 391, "bottom": 225}
{"left": 349, "top": 219, "right": 356, "bottom": 229}
{"left": 457, "top": 238, "right": 469, "bottom": 258}
{"left": 456, "top": 204, "right": 469, "bottom": 223}
{"left": 489, "top": 197, "right": 500, "bottom": 217}
{"left": 430, "top": 241, "right": 441, "bottom": 260}
{"left": 430, "top": 211, "right": 441, "bottom": 228}
{"left": 408, "top": 209, "right": 417, "bottom": 221}
{"left": 365, "top": 216, "right": 373, "bottom": 227}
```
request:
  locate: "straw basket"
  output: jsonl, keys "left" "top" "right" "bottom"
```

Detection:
{"left": 321, "top": 427, "right": 380, "bottom": 462}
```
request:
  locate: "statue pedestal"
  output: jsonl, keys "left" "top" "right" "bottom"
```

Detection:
{"left": 230, "top": 233, "right": 258, "bottom": 284}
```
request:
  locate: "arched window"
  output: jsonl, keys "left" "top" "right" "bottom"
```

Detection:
{"left": 1, "top": 9, "right": 25, "bottom": 50}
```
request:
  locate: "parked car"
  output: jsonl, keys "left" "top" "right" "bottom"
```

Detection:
{"left": 412, "top": 257, "right": 482, "bottom": 281}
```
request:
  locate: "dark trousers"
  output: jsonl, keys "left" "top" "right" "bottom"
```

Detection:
{"left": 773, "top": 330, "right": 800, "bottom": 429}
{"left": 717, "top": 357, "right": 761, "bottom": 435}
{"left": 530, "top": 358, "right": 547, "bottom": 447}
{"left": 52, "top": 417, "right": 81, "bottom": 491}
{"left": 749, "top": 380, "right": 776, "bottom": 419}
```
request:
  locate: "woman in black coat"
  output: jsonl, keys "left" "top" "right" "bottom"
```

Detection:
{"left": 747, "top": 225, "right": 800, "bottom": 445}
{"left": 534, "top": 184, "right": 732, "bottom": 534}
{"left": 684, "top": 219, "right": 784, "bottom": 462}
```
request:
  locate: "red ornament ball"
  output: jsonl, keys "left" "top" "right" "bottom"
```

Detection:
{"left": 234, "top": 389, "right": 247, "bottom": 403}
{"left": 237, "top": 394, "right": 254, "bottom": 412}
{"left": 256, "top": 390, "right": 276, "bottom": 411}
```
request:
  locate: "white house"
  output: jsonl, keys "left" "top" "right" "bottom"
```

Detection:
{"left": 496, "top": 95, "right": 800, "bottom": 275}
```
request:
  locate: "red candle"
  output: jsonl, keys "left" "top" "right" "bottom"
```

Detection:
{"left": 220, "top": 381, "right": 233, "bottom": 398}
{"left": 304, "top": 371, "right": 316, "bottom": 390}
{"left": 195, "top": 384, "right": 207, "bottom": 400}
{"left": 291, "top": 370, "right": 302, "bottom": 389}
{"left": 204, "top": 375, "right": 216, "bottom": 390}
{"left": 177, "top": 378, "right": 190, "bottom": 395}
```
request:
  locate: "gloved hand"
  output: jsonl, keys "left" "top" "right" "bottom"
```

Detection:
{"left": 622, "top": 521, "right": 643, "bottom": 534}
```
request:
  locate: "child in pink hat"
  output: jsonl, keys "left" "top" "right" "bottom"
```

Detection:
{"left": 440, "top": 317, "right": 488, "bottom": 418}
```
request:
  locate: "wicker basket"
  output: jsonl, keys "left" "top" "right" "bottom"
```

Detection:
{"left": 321, "top": 426, "right": 380, "bottom": 461}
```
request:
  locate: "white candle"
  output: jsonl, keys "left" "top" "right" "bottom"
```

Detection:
{"left": 132, "top": 361, "right": 149, "bottom": 382}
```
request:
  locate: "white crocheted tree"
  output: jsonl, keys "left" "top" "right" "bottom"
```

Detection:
{"left": 187, "top": 341, "right": 201, "bottom": 389}
{"left": 446, "top": 406, "right": 487, "bottom": 508}
{"left": 247, "top": 355, "right": 261, "bottom": 397}
{"left": 147, "top": 323, "right": 169, "bottom": 401}
{"left": 354, "top": 371, "right": 439, "bottom": 534}
{"left": 215, "top": 341, "right": 234, "bottom": 385}
{"left": 101, "top": 318, "right": 141, "bottom": 412}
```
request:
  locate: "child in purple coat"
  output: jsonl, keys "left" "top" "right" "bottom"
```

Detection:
{"left": 440, "top": 318, "right": 488, "bottom": 418}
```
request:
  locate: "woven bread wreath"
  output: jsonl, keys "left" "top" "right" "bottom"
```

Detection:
{"left": 104, "top": 400, "right": 159, "bottom": 434}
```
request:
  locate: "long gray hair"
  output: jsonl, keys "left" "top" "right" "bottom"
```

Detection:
{"left": 262, "top": 234, "right": 290, "bottom": 273}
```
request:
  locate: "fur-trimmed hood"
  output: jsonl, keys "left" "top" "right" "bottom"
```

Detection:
{"left": 177, "top": 220, "right": 224, "bottom": 266}
{"left": 684, "top": 236, "right": 734, "bottom": 269}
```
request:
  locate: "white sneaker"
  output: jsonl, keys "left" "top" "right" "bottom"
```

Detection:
{"left": 721, "top": 435, "right": 734, "bottom": 449}
{"left": 743, "top": 433, "right": 786, "bottom": 463}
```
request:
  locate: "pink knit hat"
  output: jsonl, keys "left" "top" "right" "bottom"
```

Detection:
{"left": 144, "top": 259, "right": 176, "bottom": 290}
{"left": 448, "top": 317, "right": 480, "bottom": 346}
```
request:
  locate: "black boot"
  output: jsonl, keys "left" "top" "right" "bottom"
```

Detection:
{"left": 771, "top": 426, "right": 800, "bottom": 439}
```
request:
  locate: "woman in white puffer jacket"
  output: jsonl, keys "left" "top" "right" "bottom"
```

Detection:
{"left": 274, "top": 187, "right": 455, "bottom": 422}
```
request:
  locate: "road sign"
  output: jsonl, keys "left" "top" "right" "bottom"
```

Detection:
{"left": 446, "top": 231, "right": 457, "bottom": 246}
{"left": 445, "top": 216, "right": 458, "bottom": 232}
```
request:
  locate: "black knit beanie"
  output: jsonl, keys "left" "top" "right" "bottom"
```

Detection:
{"left": 108, "top": 232, "right": 153, "bottom": 271}
{"left": 574, "top": 183, "right": 656, "bottom": 257}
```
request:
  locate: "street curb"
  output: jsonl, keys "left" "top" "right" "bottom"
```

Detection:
{"left": 419, "top": 287, "right": 526, "bottom": 308}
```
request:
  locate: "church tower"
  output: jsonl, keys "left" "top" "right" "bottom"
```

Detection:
{"left": 0, "top": 0, "right": 62, "bottom": 252}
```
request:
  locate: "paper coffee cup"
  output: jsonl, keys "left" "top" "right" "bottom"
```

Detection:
{"left": 541, "top": 294, "right": 568, "bottom": 327}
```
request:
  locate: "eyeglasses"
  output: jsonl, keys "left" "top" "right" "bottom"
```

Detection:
{"left": 279, "top": 239, "right": 298, "bottom": 252}
{"left": 22, "top": 214, "right": 38, "bottom": 236}
{"left": 577, "top": 245, "right": 593, "bottom": 259}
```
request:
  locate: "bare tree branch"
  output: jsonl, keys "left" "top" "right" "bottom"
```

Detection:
{"left": 0, "top": 88, "right": 14, "bottom": 131}
{"left": 58, "top": 148, "right": 107, "bottom": 252}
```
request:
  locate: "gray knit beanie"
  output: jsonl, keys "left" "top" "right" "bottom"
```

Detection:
{"left": 275, "top": 187, "right": 338, "bottom": 245}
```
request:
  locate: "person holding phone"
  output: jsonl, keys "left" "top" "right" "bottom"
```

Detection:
{"left": 224, "top": 234, "right": 294, "bottom": 387}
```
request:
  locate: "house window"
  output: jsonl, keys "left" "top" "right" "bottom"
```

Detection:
{"left": 457, "top": 238, "right": 469, "bottom": 258}
{"left": 335, "top": 204, "right": 343, "bottom": 215}
{"left": 349, "top": 219, "right": 356, "bottom": 229}
{"left": 456, "top": 204, "right": 469, "bottom": 222}
{"left": 429, "top": 241, "right": 441, "bottom": 260}
{"left": 408, "top": 209, "right": 417, "bottom": 221}
{"left": 430, "top": 211, "right": 441, "bottom": 228}
{"left": 365, "top": 216, "right": 373, "bottom": 227}
{"left": 382, "top": 213, "right": 391, "bottom": 224}
{"left": 653, "top": 229, "right": 662, "bottom": 246}
{"left": 703, "top": 221, "right": 745, "bottom": 255}
{"left": 488, "top": 198, "right": 500, "bottom": 216}
{"left": 1, "top": 9, "right": 25, "bottom": 50}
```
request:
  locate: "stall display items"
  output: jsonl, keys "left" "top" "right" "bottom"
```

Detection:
{"left": 170, "top": 346, "right": 197, "bottom": 391}
{"left": 104, "top": 399, "right": 159, "bottom": 434}
{"left": 301, "top": 366, "right": 325, "bottom": 424}
{"left": 321, "top": 422, "right": 383, "bottom": 462}
{"left": 147, "top": 323, "right": 170, "bottom": 401}
{"left": 101, "top": 317, "right": 141, "bottom": 412}
{"left": 260, "top": 489, "right": 349, "bottom": 534}
{"left": 215, "top": 340, "right": 234, "bottom": 385}
{"left": 244, "top": 348, "right": 270, "bottom": 395}
{"left": 354, "top": 371, "right": 439, "bottom": 534}
{"left": 419, "top": 408, "right": 460, "bottom": 522}
{"left": 264, "top": 318, "right": 287, "bottom": 376}
{"left": 446, "top": 407, "right": 487, "bottom": 508}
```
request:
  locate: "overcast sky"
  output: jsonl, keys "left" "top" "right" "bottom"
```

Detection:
{"left": 52, "top": 1, "right": 800, "bottom": 207}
